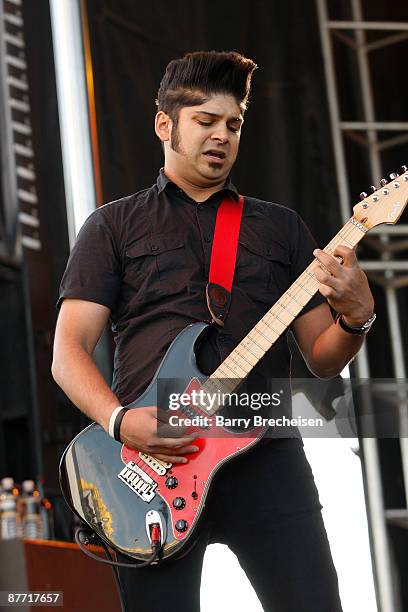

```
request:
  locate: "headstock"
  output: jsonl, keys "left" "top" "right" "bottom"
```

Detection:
{"left": 353, "top": 165, "right": 408, "bottom": 229}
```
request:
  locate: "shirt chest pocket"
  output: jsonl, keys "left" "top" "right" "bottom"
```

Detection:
{"left": 237, "top": 239, "right": 291, "bottom": 301}
{"left": 124, "top": 235, "right": 186, "bottom": 295}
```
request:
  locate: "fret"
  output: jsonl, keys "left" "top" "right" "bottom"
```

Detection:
{"left": 251, "top": 324, "right": 273, "bottom": 347}
{"left": 250, "top": 334, "right": 269, "bottom": 351}
{"left": 224, "top": 362, "right": 248, "bottom": 378}
{"left": 221, "top": 354, "right": 248, "bottom": 377}
{"left": 293, "top": 280, "right": 314, "bottom": 297}
{"left": 228, "top": 348, "right": 255, "bottom": 370}
{"left": 214, "top": 364, "right": 240, "bottom": 379}
{"left": 274, "top": 298, "right": 298, "bottom": 317}
{"left": 203, "top": 378, "right": 236, "bottom": 396}
{"left": 268, "top": 311, "right": 288, "bottom": 327}
{"left": 273, "top": 311, "right": 292, "bottom": 326}
{"left": 337, "top": 232, "right": 354, "bottom": 248}
{"left": 305, "top": 269, "right": 316, "bottom": 281}
{"left": 261, "top": 317, "right": 285, "bottom": 336}
{"left": 284, "top": 289, "right": 306, "bottom": 307}
{"left": 240, "top": 338, "right": 266, "bottom": 358}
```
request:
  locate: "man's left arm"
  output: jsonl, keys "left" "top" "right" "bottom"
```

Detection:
{"left": 291, "top": 245, "right": 375, "bottom": 379}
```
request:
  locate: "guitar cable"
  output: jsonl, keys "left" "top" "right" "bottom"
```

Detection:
{"left": 75, "top": 525, "right": 162, "bottom": 612}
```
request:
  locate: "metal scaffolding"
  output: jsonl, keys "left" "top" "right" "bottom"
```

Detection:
{"left": 0, "top": 0, "right": 41, "bottom": 258}
{"left": 316, "top": 1, "right": 408, "bottom": 611}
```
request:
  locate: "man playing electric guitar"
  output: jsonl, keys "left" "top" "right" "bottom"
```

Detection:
{"left": 52, "top": 51, "right": 375, "bottom": 611}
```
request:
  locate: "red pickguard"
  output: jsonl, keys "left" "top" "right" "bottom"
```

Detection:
{"left": 121, "top": 430, "right": 262, "bottom": 540}
{"left": 121, "top": 375, "right": 263, "bottom": 541}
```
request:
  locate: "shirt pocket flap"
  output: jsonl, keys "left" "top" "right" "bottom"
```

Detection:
{"left": 125, "top": 236, "right": 185, "bottom": 258}
{"left": 239, "top": 239, "right": 290, "bottom": 265}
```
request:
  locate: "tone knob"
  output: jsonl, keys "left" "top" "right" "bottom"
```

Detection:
{"left": 175, "top": 519, "right": 188, "bottom": 533}
{"left": 165, "top": 476, "right": 178, "bottom": 489}
{"left": 173, "top": 497, "right": 186, "bottom": 510}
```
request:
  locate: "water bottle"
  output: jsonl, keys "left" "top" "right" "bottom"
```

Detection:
{"left": 20, "top": 480, "right": 43, "bottom": 540}
{"left": 0, "top": 478, "right": 20, "bottom": 540}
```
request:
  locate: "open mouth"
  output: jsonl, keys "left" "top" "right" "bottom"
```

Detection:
{"left": 203, "top": 150, "right": 226, "bottom": 163}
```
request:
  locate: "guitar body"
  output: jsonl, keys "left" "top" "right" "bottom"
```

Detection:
{"left": 60, "top": 322, "right": 264, "bottom": 562}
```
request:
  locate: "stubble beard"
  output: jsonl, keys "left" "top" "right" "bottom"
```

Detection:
{"left": 170, "top": 121, "right": 228, "bottom": 181}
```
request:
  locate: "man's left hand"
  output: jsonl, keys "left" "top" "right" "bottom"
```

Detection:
{"left": 313, "top": 245, "right": 374, "bottom": 327}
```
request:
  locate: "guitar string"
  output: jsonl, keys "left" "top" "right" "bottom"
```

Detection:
{"left": 202, "top": 219, "right": 367, "bottom": 412}
{"left": 212, "top": 221, "right": 360, "bottom": 378}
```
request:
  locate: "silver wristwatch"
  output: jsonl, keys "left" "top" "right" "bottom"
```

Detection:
{"left": 336, "top": 312, "right": 376, "bottom": 336}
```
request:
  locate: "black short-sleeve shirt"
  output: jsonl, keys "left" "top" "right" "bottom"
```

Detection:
{"left": 58, "top": 170, "right": 326, "bottom": 406}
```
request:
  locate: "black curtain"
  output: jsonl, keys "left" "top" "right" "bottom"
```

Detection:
{"left": 86, "top": 0, "right": 341, "bottom": 244}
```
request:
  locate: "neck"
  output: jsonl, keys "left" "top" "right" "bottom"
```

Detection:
{"left": 163, "top": 167, "right": 226, "bottom": 202}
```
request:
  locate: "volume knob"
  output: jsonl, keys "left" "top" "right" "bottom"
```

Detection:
{"left": 165, "top": 476, "right": 178, "bottom": 489}
{"left": 173, "top": 497, "right": 186, "bottom": 510}
{"left": 175, "top": 519, "right": 188, "bottom": 533}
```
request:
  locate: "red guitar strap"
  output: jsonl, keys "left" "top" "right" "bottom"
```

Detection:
{"left": 206, "top": 194, "right": 244, "bottom": 326}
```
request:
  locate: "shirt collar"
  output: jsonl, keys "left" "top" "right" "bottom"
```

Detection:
{"left": 156, "top": 168, "right": 239, "bottom": 201}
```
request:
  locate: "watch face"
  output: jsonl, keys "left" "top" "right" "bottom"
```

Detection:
{"left": 362, "top": 314, "right": 376, "bottom": 330}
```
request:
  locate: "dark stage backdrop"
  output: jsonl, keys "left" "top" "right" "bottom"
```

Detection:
{"left": 85, "top": 0, "right": 341, "bottom": 246}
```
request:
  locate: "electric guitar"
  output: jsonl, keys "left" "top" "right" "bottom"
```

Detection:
{"left": 60, "top": 167, "right": 408, "bottom": 562}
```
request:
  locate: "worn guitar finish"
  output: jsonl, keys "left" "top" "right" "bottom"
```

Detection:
{"left": 60, "top": 168, "right": 408, "bottom": 562}
{"left": 60, "top": 322, "right": 263, "bottom": 561}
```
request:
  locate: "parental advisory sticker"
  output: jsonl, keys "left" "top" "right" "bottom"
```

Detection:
{"left": 0, "top": 592, "right": 63, "bottom": 606}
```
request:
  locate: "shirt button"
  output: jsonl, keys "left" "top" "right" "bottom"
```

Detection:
{"left": 204, "top": 236, "right": 211, "bottom": 243}
{"left": 151, "top": 245, "right": 158, "bottom": 252}
{"left": 197, "top": 204, "right": 204, "bottom": 211}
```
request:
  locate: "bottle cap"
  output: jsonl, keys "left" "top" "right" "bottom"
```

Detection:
{"left": 1, "top": 477, "right": 14, "bottom": 491}
{"left": 22, "top": 480, "right": 35, "bottom": 493}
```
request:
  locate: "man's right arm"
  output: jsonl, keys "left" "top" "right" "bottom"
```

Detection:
{"left": 52, "top": 298, "right": 119, "bottom": 431}
{"left": 52, "top": 298, "right": 198, "bottom": 463}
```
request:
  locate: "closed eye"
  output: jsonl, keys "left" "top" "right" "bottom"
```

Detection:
{"left": 197, "top": 120, "right": 240, "bottom": 133}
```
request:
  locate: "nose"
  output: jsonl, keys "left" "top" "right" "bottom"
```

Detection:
{"left": 210, "top": 123, "right": 229, "bottom": 144}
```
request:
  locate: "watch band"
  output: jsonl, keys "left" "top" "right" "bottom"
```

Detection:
{"left": 336, "top": 313, "right": 376, "bottom": 336}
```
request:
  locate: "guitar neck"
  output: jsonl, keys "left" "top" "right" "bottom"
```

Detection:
{"left": 208, "top": 216, "right": 367, "bottom": 388}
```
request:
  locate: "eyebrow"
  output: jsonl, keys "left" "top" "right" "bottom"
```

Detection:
{"left": 193, "top": 111, "right": 244, "bottom": 123}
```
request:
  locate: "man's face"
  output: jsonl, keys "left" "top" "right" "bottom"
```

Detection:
{"left": 162, "top": 93, "right": 244, "bottom": 186}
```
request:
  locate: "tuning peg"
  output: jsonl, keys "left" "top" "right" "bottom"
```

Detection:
{"left": 402, "top": 165, "right": 407, "bottom": 172}
{"left": 360, "top": 192, "right": 367, "bottom": 200}
{"left": 390, "top": 172, "right": 399, "bottom": 180}
{"left": 370, "top": 185, "right": 376, "bottom": 192}
{"left": 380, "top": 178, "right": 388, "bottom": 187}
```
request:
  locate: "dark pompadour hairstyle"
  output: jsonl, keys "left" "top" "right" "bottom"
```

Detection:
{"left": 156, "top": 50, "right": 257, "bottom": 120}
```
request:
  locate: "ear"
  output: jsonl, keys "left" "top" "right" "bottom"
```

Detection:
{"left": 155, "top": 111, "right": 172, "bottom": 142}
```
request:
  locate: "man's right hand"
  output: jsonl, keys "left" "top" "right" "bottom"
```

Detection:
{"left": 118, "top": 406, "right": 199, "bottom": 464}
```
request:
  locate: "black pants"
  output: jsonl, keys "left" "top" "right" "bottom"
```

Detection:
{"left": 117, "top": 438, "right": 343, "bottom": 612}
